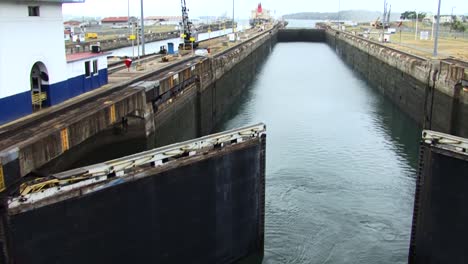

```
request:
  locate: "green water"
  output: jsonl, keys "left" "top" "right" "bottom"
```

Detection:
{"left": 218, "top": 42, "right": 421, "bottom": 263}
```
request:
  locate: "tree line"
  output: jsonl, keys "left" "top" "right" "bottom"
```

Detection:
{"left": 400, "top": 11, "right": 466, "bottom": 32}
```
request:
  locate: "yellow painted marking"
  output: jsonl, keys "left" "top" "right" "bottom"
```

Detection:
{"left": 129, "top": 34, "right": 136, "bottom": 40}
{"left": 0, "top": 164, "right": 5, "bottom": 192}
{"left": 61, "top": 128, "right": 70, "bottom": 152}
{"left": 110, "top": 104, "right": 116, "bottom": 124}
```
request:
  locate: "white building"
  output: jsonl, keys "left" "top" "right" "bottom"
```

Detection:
{"left": 101, "top": 17, "right": 135, "bottom": 28}
{"left": 439, "top": 15, "right": 453, "bottom": 23}
{"left": 0, "top": 0, "right": 109, "bottom": 125}
{"left": 145, "top": 16, "right": 181, "bottom": 27}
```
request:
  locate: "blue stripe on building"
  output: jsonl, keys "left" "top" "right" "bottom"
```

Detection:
{"left": 0, "top": 91, "right": 32, "bottom": 125}
{"left": 0, "top": 69, "right": 108, "bottom": 125}
{"left": 48, "top": 69, "right": 108, "bottom": 105}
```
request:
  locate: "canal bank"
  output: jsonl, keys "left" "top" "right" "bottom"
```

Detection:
{"left": 277, "top": 27, "right": 468, "bottom": 138}
{"left": 322, "top": 28, "right": 468, "bottom": 138}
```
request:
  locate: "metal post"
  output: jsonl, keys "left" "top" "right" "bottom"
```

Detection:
{"left": 415, "top": 11, "right": 418, "bottom": 40}
{"left": 232, "top": 0, "right": 235, "bottom": 33}
{"left": 128, "top": 0, "right": 131, "bottom": 35}
{"left": 338, "top": 0, "right": 340, "bottom": 29}
{"left": 381, "top": 0, "right": 386, "bottom": 43}
{"left": 431, "top": 15, "right": 435, "bottom": 40}
{"left": 137, "top": 24, "right": 140, "bottom": 61}
{"left": 400, "top": 28, "right": 402, "bottom": 44}
{"left": 132, "top": 23, "right": 135, "bottom": 59}
{"left": 450, "top": 6, "right": 456, "bottom": 33}
{"left": 433, "top": 0, "right": 441, "bottom": 57}
{"left": 140, "top": 0, "right": 145, "bottom": 55}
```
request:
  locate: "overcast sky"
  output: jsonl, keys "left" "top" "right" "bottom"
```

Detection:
{"left": 62, "top": 0, "right": 468, "bottom": 19}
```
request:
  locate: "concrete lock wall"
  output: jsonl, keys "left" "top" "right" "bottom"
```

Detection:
{"left": 18, "top": 90, "right": 146, "bottom": 176}
{"left": 31, "top": 28, "right": 277, "bottom": 175}
{"left": 324, "top": 29, "right": 468, "bottom": 137}
{"left": 150, "top": 30, "right": 276, "bottom": 148}
{"left": 5, "top": 136, "right": 266, "bottom": 264}
{"left": 0, "top": 88, "right": 147, "bottom": 186}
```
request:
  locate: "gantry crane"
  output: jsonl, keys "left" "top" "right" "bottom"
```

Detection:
{"left": 180, "top": 0, "right": 198, "bottom": 49}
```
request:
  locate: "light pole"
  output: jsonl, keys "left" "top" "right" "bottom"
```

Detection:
{"left": 431, "top": 14, "right": 435, "bottom": 40}
{"left": 232, "top": 0, "right": 235, "bottom": 33}
{"left": 415, "top": 10, "right": 418, "bottom": 40}
{"left": 449, "top": 6, "right": 455, "bottom": 32}
{"left": 128, "top": 0, "right": 135, "bottom": 59}
{"left": 140, "top": 0, "right": 145, "bottom": 55}
{"left": 433, "top": 0, "right": 441, "bottom": 57}
{"left": 338, "top": 0, "right": 341, "bottom": 29}
{"left": 128, "top": 0, "right": 130, "bottom": 35}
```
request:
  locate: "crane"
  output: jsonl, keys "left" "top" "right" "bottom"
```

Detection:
{"left": 180, "top": 0, "right": 198, "bottom": 49}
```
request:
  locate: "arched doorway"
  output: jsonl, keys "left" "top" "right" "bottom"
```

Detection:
{"left": 30, "top": 62, "right": 49, "bottom": 111}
